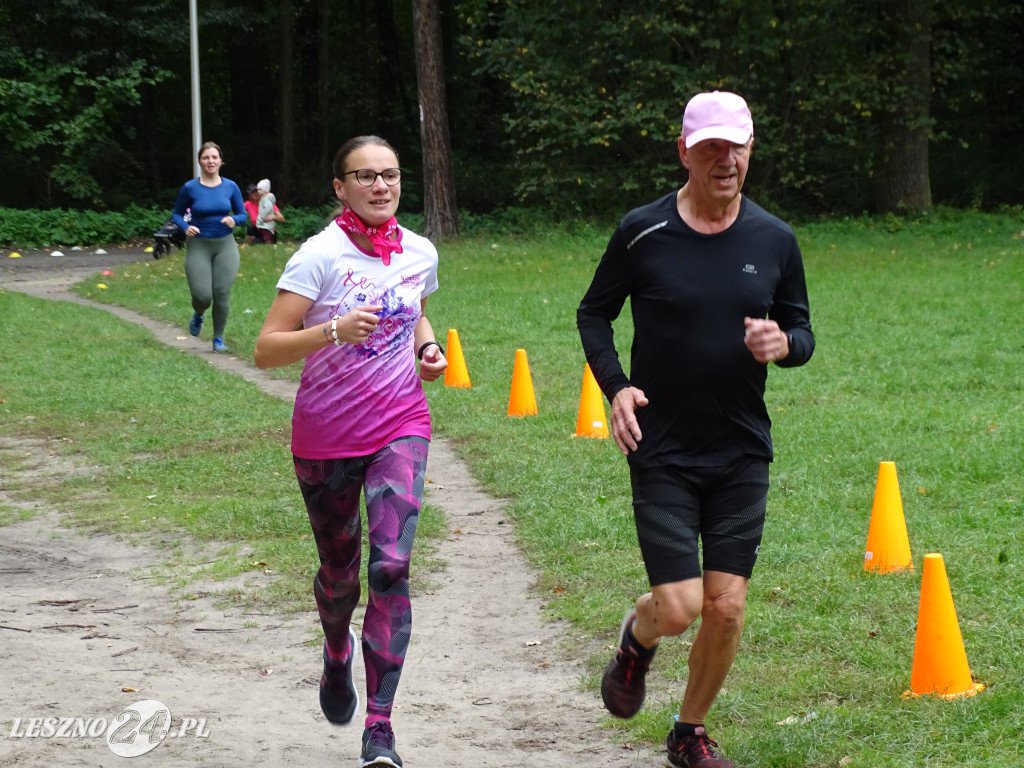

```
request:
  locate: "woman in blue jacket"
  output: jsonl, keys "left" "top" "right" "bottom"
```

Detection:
{"left": 172, "top": 141, "right": 248, "bottom": 353}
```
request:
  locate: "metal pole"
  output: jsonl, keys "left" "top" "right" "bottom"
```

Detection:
{"left": 189, "top": 0, "right": 202, "bottom": 177}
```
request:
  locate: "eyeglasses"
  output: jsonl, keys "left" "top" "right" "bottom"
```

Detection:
{"left": 343, "top": 168, "right": 402, "bottom": 187}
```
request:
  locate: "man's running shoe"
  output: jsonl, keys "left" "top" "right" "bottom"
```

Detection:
{"left": 600, "top": 608, "right": 656, "bottom": 718}
{"left": 666, "top": 724, "right": 734, "bottom": 767}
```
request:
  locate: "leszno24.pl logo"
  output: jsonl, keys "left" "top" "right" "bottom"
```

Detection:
{"left": 8, "top": 700, "right": 210, "bottom": 757}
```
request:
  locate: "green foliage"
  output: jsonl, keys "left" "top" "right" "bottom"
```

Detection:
{"left": 463, "top": 0, "right": 698, "bottom": 215}
{"left": 461, "top": 0, "right": 1024, "bottom": 216}
{"left": 463, "top": 0, "right": 895, "bottom": 213}
{"left": 0, "top": 0, "right": 174, "bottom": 207}
{"left": 0, "top": 205, "right": 169, "bottom": 247}
{"left": 0, "top": 203, "right": 365, "bottom": 248}
{"left": 0, "top": 204, "right": 619, "bottom": 248}
{"left": 0, "top": 0, "right": 1022, "bottom": 216}
{"left": 275, "top": 203, "right": 338, "bottom": 243}
{"left": 929, "top": 0, "right": 1024, "bottom": 208}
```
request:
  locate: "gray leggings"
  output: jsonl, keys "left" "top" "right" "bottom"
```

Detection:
{"left": 184, "top": 235, "right": 240, "bottom": 337}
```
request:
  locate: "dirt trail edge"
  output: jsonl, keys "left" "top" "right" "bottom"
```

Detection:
{"left": 0, "top": 253, "right": 650, "bottom": 767}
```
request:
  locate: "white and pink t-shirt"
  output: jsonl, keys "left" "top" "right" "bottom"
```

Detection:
{"left": 276, "top": 222, "right": 439, "bottom": 459}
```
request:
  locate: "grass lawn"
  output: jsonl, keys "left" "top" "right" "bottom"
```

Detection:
{"left": 3, "top": 208, "right": 1023, "bottom": 766}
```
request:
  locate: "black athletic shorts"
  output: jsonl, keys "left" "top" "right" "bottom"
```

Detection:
{"left": 630, "top": 456, "right": 769, "bottom": 586}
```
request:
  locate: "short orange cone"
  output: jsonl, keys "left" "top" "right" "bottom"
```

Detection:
{"left": 444, "top": 329, "right": 471, "bottom": 388}
{"left": 575, "top": 363, "right": 608, "bottom": 438}
{"left": 904, "top": 553, "right": 985, "bottom": 699}
{"left": 507, "top": 348, "right": 538, "bottom": 417}
{"left": 864, "top": 461, "right": 913, "bottom": 573}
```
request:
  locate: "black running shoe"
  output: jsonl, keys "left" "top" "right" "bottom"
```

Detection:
{"left": 319, "top": 628, "right": 359, "bottom": 725}
{"left": 359, "top": 720, "right": 402, "bottom": 767}
{"left": 666, "top": 725, "right": 734, "bottom": 768}
{"left": 600, "top": 608, "right": 656, "bottom": 718}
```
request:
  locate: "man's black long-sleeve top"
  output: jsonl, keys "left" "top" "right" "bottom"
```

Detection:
{"left": 577, "top": 192, "right": 814, "bottom": 469}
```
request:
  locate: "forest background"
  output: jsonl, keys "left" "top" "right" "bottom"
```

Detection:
{"left": 0, "top": 0, "right": 1021, "bottom": 230}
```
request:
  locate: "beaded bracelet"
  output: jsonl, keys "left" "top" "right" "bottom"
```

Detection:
{"left": 330, "top": 316, "right": 345, "bottom": 346}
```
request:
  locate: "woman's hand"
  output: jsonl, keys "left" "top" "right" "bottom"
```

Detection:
{"left": 220, "top": 216, "right": 236, "bottom": 228}
{"left": 335, "top": 305, "right": 383, "bottom": 344}
{"left": 185, "top": 225, "right": 200, "bottom": 237}
{"left": 418, "top": 345, "right": 447, "bottom": 382}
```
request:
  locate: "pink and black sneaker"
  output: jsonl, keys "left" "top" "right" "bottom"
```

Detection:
{"left": 359, "top": 720, "right": 402, "bottom": 767}
{"left": 319, "top": 627, "right": 359, "bottom": 725}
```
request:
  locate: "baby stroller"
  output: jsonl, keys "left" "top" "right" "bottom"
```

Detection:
{"left": 152, "top": 218, "right": 185, "bottom": 259}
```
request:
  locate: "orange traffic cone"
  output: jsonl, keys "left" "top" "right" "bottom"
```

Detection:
{"left": 507, "top": 348, "right": 538, "bottom": 417}
{"left": 575, "top": 363, "right": 608, "bottom": 438}
{"left": 444, "top": 329, "right": 471, "bottom": 388}
{"left": 864, "top": 461, "right": 913, "bottom": 573}
{"left": 904, "top": 553, "right": 985, "bottom": 699}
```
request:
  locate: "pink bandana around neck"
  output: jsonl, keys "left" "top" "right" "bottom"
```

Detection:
{"left": 335, "top": 207, "right": 403, "bottom": 266}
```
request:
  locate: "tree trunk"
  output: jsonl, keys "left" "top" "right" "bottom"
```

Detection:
{"left": 277, "top": 0, "right": 295, "bottom": 201}
{"left": 875, "top": 0, "right": 933, "bottom": 213}
{"left": 316, "top": 0, "right": 332, "bottom": 176}
{"left": 412, "top": 0, "right": 459, "bottom": 240}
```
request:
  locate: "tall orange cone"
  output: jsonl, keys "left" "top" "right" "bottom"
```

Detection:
{"left": 904, "top": 553, "right": 985, "bottom": 699}
{"left": 864, "top": 461, "right": 913, "bottom": 573}
{"left": 507, "top": 348, "right": 538, "bottom": 417}
{"left": 575, "top": 363, "right": 608, "bottom": 438}
{"left": 444, "top": 329, "right": 471, "bottom": 388}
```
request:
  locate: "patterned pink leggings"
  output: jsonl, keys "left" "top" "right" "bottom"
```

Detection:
{"left": 293, "top": 436, "right": 428, "bottom": 727}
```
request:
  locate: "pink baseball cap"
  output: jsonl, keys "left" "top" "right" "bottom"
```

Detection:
{"left": 681, "top": 91, "right": 753, "bottom": 148}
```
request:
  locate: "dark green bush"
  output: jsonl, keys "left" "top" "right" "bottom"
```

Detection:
{"left": 0, "top": 204, "right": 612, "bottom": 248}
{"left": 275, "top": 204, "right": 336, "bottom": 242}
{"left": 0, "top": 205, "right": 168, "bottom": 248}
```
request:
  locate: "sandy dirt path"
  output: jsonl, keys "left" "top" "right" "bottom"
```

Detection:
{"left": 0, "top": 248, "right": 652, "bottom": 767}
